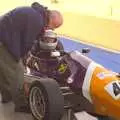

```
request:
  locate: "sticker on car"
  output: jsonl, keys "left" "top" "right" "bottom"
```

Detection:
{"left": 97, "top": 72, "right": 115, "bottom": 80}
{"left": 104, "top": 80, "right": 120, "bottom": 100}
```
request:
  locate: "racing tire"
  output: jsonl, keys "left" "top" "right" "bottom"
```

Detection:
{"left": 29, "top": 77, "right": 64, "bottom": 120}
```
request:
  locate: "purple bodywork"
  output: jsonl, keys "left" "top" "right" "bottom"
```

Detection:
{"left": 25, "top": 51, "right": 93, "bottom": 92}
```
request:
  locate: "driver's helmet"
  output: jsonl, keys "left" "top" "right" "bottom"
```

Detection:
{"left": 39, "top": 30, "right": 58, "bottom": 50}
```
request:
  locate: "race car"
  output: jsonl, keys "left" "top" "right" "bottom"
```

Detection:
{"left": 23, "top": 48, "right": 120, "bottom": 120}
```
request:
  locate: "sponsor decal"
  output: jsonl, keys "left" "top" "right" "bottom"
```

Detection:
{"left": 67, "top": 77, "right": 73, "bottom": 84}
{"left": 97, "top": 72, "right": 115, "bottom": 80}
{"left": 104, "top": 80, "right": 120, "bottom": 100}
{"left": 58, "top": 63, "right": 67, "bottom": 73}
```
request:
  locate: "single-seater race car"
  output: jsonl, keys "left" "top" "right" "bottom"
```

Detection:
{"left": 23, "top": 48, "right": 120, "bottom": 120}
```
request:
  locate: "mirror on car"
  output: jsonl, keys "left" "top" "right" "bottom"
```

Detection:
{"left": 116, "top": 73, "right": 120, "bottom": 78}
{"left": 82, "top": 48, "right": 91, "bottom": 54}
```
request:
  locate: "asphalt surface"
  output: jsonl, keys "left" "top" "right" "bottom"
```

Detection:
{"left": 0, "top": 90, "right": 98, "bottom": 120}
{"left": 0, "top": 101, "right": 98, "bottom": 120}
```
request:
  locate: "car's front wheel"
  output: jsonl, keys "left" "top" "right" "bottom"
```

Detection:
{"left": 29, "top": 78, "right": 64, "bottom": 120}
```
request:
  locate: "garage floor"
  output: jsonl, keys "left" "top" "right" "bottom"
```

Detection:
{"left": 0, "top": 94, "right": 98, "bottom": 120}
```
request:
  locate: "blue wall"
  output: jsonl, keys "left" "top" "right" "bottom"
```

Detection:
{"left": 59, "top": 37, "right": 120, "bottom": 73}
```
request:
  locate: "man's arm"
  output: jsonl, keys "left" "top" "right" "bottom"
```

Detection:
{"left": 30, "top": 41, "right": 40, "bottom": 56}
{"left": 20, "top": 7, "right": 44, "bottom": 58}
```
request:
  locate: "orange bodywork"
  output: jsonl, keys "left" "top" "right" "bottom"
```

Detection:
{"left": 90, "top": 66, "right": 120, "bottom": 119}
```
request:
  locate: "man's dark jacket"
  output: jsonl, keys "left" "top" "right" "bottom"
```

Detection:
{"left": 0, "top": 6, "right": 47, "bottom": 61}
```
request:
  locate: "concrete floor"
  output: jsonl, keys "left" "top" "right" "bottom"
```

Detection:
{"left": 0, "top": 94, "right": 98, "bottom": 120}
